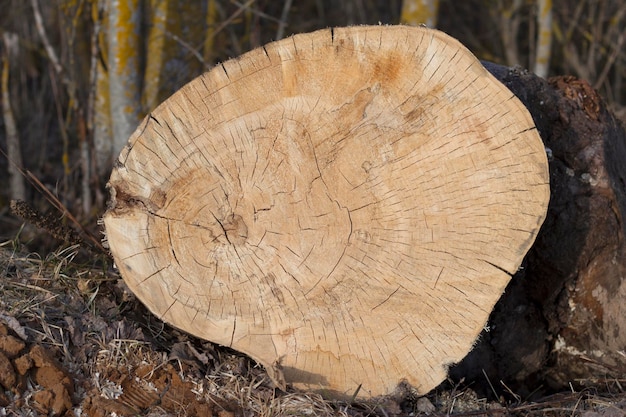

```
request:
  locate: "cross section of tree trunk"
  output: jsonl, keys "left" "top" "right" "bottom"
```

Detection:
{"left": 103, "top": 26, "right": 550, "bottom": 399}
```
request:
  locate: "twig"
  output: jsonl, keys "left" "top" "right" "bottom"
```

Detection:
{"left": 208, "top": 0, "right": 257, "bottom": 45}
{"left": 21, "top": 171, "right": 108, "bottom": 255}
{"left": 500, "top": 380, "right": 521, "bottom": 403}
{"left": 30, "top": 0, "right": 64, "bottom": 76}
{"left": 482, "top": 369, "right": 498, "bottom": 400}
{"left": 230, "top": 0, "right": 283, "bottom": 24}
{"left": 164, "top": 31, "right": 206, "bottom": 65}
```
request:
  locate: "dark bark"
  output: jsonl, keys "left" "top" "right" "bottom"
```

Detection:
{"left": 450, "top": 62, "right": 626, "bottom": 398}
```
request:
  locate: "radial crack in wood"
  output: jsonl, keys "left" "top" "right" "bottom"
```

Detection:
{"left": 103, "top": 25, "right": 550, "bottom": 399}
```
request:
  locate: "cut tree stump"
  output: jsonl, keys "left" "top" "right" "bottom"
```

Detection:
{"left": 103, "top": 26, "right": 550, "bottom": 399}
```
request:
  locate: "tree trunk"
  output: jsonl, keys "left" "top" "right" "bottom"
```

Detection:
{"left": 103, "top": 26, "right": 549, "bottom": 399}
{"left": 106, "top": 0, "right": 142, "bottom": 158}
{"left": 452, "top": 61, "right": 626, "bottom": 397}
{"left": 142, "top": 0, "right": 169, "bottom": 114}
{"left": 534, "top": 0, "right": 552, "bottom": 77}
{"left": 1, "top": 32, "right": 26, "bottom": 202}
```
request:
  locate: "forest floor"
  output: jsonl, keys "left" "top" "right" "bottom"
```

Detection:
{"left": 1, "top": 240, "right": 626, "bottom": 417}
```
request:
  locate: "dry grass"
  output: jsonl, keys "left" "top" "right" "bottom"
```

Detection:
{"left": 1, "top": 239, "right": 626, "bottom": 416}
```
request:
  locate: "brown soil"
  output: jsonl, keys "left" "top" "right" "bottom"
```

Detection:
{"left": 1, "top": 244, "right": 626, "bottom": 416}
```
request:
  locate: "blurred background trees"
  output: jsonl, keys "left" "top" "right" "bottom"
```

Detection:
{"left": 0, "top": 0, "right": 625, "bottom": 248}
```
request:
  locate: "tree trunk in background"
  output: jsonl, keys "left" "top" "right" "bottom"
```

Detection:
{"left": 93, "top": 0, "right": 208, "bottom": 178}
{"left": 142, "top": 0, "right": 205, "bottom": 110}
{"left": 143, "top": 0, "right": 169, "bottom": 112}
{"left": 1, "top": 33, "right": 26, "bottom": 202}
{"left": 106, "top": 0, "right": 142, "bottom": 160}
{"left": 93, "top": 57, "right": 113, "bottom": 178}
{"left": 534, "top": 0, "right": 552, "bottom": 77}
{"left": 495, "top": 0, "right": 523, "bottom": 67}
{"left": 400, "top": 0, "right": 439, "bottom": 27}
{"left": 203, "top": 0, "right": 218, "bottom": 63}
{"left": 451, "top": 62, "right": 626, "bottom": 398}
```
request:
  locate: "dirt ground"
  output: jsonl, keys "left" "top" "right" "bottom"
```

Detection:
{"left": 1, "top": 242, "right": 626, "bottom": 417}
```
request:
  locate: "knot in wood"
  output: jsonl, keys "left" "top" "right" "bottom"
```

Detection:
{"left": 222, "top": 214, "right": 248, "bottom": 245}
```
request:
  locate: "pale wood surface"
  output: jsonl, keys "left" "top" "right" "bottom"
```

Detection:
{"left": 103, "top": 26, "right": 549, "bottom": 399}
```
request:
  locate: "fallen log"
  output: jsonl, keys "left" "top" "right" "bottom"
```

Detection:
{"left": 102, "top": 26, "right": 549, "bottom": 399}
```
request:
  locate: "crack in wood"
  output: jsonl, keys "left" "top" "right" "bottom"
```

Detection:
{"left": 230, "top": 316, "right": 237, "bottom": 348}
{"left": 167, "top": 220, "right": 179, "bottom": 265}
{"left": 484, "top": 259, "right": 513, "bottom": 277}
{"left": 371, "top": 286, "right": 401, "bottom": 311}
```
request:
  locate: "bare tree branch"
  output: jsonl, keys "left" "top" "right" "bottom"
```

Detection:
{"left": 30, "top": 0, "right": 64, "bottom": 76}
